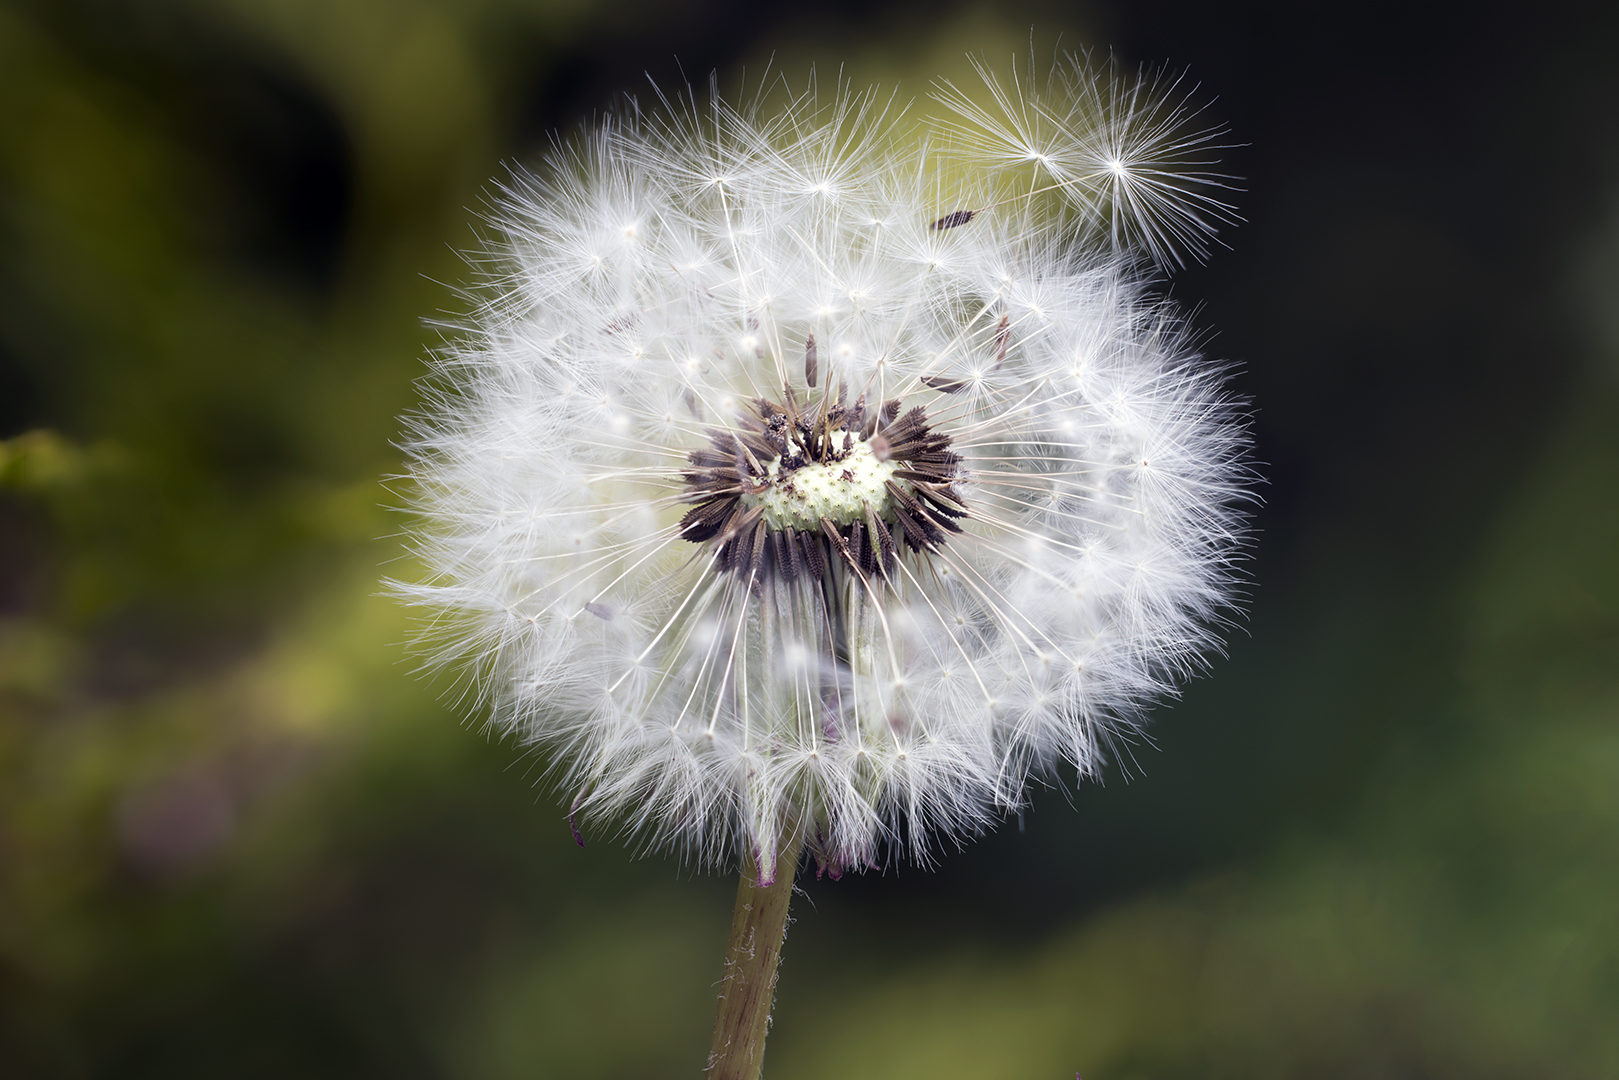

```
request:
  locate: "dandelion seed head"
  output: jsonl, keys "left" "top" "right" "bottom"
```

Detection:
{"left": 395, "top": 62, "right": 1253, "bottom": 879}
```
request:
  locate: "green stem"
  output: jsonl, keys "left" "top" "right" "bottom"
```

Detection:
{"left": 706, "top": 831, "right": 805, "bottom": 1080}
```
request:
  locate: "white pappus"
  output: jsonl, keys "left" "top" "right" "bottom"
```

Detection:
{"left": 394, "top": 56, "right": 1252, "bottom": 883}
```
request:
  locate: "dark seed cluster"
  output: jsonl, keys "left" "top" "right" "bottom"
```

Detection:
{"left": 930, "top": 209, "right": 976, "bottom": 230}
{"left": 679, "top": 364, "right": 967, "bottom": 587}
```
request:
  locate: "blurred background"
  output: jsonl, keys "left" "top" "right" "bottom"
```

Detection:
{"left": 2, "top": 0, "right": 1616, "bottom": 1076}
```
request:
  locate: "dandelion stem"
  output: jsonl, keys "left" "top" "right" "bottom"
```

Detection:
{"left": 706, "top": 830, "right": 805, "bottom": 1080}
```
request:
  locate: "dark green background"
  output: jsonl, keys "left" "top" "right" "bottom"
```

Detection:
{"left": 2, "top": 0, "right": 1616, "bottom": 1076}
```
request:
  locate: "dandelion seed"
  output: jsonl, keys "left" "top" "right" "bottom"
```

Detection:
{"left": 394, "top": 56, "right": 1252, "bottom": 1080}
{"left": 934, "top": 52, "right": 1243, "bottom": 267}
{"left": 931, "top": 209, "right": 977, "bottom": 230}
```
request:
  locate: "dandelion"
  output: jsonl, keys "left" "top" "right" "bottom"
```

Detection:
{"left": 396, "top": 54, "right": 1249, "bottom": 1079}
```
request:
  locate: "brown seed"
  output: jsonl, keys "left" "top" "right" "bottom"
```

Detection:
{"left": 781, "top": 526, "right": 802, "bottom": 582}
{"left": 747, "top": 517, "right": 769, "bottom": 587}
{"left": 992, "top": 314, "right": 1011, "bottom": 366}
{"left": 819, "top": 517, "right": 860, "bottom": 577}
{"left": 865, "top": 503, "right": 895, "bottom": 577}
{"left": 847, "top": 518, "right": 868, "bottom": 573}
{"left": 885, "top": 480, "right": 945, "bottom": 549}
{"left": 801, "top": 530, "right": 826, "bottom": 580}
{"left": 679, "top": 498, "right": 738, "bottom": 542}
{"left": 890, "top": 500, "right": 936, "bottom": 551}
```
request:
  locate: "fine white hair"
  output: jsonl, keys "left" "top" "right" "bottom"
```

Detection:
{"left": 395, "top": 58, "right": 1252, "bottom": 880}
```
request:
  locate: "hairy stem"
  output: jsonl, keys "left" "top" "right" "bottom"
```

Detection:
{"left": 706, "top": 832, "right": 805, "bottom": 1080}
